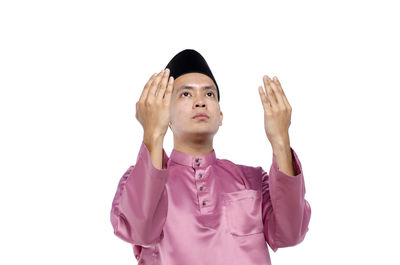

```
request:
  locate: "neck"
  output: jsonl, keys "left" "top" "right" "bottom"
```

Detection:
{"left": 173, "top": 134, "right": 214, "bottom": 156}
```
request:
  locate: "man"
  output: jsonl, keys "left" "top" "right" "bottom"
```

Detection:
{"left": 110, "top": 49, "right": 311, "bottom": 265}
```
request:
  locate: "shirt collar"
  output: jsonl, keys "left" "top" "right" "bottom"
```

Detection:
{"left": 169, "top": 147, "right": 217, "bottom": 168}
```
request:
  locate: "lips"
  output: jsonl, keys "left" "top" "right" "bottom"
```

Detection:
{"left": 193, "top": 114, "right": 209, "bottom": 119}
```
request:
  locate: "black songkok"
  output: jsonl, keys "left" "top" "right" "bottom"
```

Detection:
{"left": 165, "top": 49, "right": 220, "bottom": 102}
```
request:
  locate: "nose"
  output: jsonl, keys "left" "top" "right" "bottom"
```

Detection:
{"left": 193, "top": 94, "right": 206, "bottom": 108}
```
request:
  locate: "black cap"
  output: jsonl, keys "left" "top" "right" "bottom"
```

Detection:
{"left": 165, "top": 49, "right": 220, "bottom": 102}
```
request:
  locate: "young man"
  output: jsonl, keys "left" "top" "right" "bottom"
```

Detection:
{"left": 110, "top": 49, "right": 311, "bottom": 265}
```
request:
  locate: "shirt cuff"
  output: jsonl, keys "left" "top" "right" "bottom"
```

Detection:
{"left": 137, "top": 140, "right": 170, "bottom": 174}
{"left": 271, "top": 146, "right": 302, "bottom": 177}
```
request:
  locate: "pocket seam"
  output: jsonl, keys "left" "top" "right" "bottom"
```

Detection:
{"left": 224, "top": 189, "right": 263, "bottom": 236}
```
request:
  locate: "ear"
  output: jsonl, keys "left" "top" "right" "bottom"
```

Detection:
{"left": 219, "top": 111, "right": 223, "bottom": 126}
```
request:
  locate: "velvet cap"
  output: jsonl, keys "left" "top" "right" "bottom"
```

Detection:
{"left": 165, "top": 49, "right": 220, "bottom": 102}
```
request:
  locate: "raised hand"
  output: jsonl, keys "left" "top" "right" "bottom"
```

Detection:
{"left": 258, "top": 75, "right": 292, "bottom": 148}
{"left": 136, "top": 68, "right": 174, "bottom": 140}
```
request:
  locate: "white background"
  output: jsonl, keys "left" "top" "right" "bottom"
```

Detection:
{"left": 1, "top": 0, "right": 399, "bottom": 264}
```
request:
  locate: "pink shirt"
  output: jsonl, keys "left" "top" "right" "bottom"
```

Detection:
{"left": 110, "top": 141, "right": 311, "bottom": 265}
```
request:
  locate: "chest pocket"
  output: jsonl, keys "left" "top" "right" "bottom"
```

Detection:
{"left": 222, "top": 189, "right": 264, "bottom": 236}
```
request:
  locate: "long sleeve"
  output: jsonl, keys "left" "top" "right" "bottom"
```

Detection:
{"left": 110, "top": 141, "right": 170, "bottom": 246}
{"left": 261, "top": 147, "right": 311, "bottom": 252}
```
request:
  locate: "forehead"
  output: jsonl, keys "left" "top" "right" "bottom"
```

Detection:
{"left": 173, "top": 72, "right": 217, "bottom": 93}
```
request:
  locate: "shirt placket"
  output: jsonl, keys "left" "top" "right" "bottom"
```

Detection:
{"left": 193, "top": 156, "right": 210, "bottom": 215}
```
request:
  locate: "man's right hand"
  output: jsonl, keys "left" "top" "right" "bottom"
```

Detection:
{"left": 136, "top": 68, "right": 174, "bottom": 140}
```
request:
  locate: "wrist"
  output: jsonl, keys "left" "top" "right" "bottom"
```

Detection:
{"left": 271, "top": 141, "right": 291, "bottom": 156}
{"left": 143, "top": 132, "right": 164, "bottom": 150}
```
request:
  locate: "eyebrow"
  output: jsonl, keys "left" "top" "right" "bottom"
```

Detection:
{"left": 176, "top": 85, "right": 217, "bottom": 93}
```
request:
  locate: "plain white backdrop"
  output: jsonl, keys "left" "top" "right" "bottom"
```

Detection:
{"left": 1, "top": 0, "right": 399, "bottom": 264}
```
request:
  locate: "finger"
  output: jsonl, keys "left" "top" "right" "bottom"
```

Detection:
{"left": 135, "top": 102, "right": 139, "bottom": 120}
{"left": 269, "top": 77, "right": 285, "bottom": 108}
{"left": 157, "top": 68, "right": 170, "bottom": 100}
{"left": 140, "top": 72, "right": 157, "bottom": 103}
{"left": 258, "top": 85, "right": 271, "bottom": 113}
{"left": 274, "top": 76, "right": 291, "bottom": 110}
{"left": 263, "top": 75, "right": 278, "bottom": 108}
{"left": 148, "top": 69, "right": 165, "bottom": 101}
{"left": 163, "top": 75, "right": 174, "bottom": 103}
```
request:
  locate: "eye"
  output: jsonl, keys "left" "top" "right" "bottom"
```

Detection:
{"left": 180, "top": 91, "right": 215, "bottom": 98}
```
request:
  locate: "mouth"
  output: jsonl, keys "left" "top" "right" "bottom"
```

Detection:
{"left": 193, "top": 114, "right": 209, "bottom": 119}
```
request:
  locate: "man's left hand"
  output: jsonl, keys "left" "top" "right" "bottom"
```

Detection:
{"left": 258, "top": 75, "right": 292, "bottom": 148}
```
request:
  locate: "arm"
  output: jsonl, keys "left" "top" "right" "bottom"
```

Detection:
{"left": 110, "top": 139, "right": 169, "bottom": 246}
{"left": 261, "top": 147, "right": 311, "bottom": 252}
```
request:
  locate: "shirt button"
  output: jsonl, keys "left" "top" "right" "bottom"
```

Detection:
{"left": 202, "top": 201, "right": 206, "bottom": 206}
{"left": 199, "top": 174, "right": 202, "bottom": 178}
{"left": 197, "top": 162, "right": 200, "bottom": 166}
{"left": 200, "top": 186, "right": 203, "bottom": 191}
{"left": 195, "top": 158, "right": 199, "bottom": 162}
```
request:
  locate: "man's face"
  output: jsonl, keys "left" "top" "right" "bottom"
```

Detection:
{"left": 169, "top": 72, "right": 223, "bottom": 139}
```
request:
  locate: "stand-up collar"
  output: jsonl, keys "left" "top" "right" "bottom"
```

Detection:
{"left": 169, "top": 147, "right": 217, "bottom": 168}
